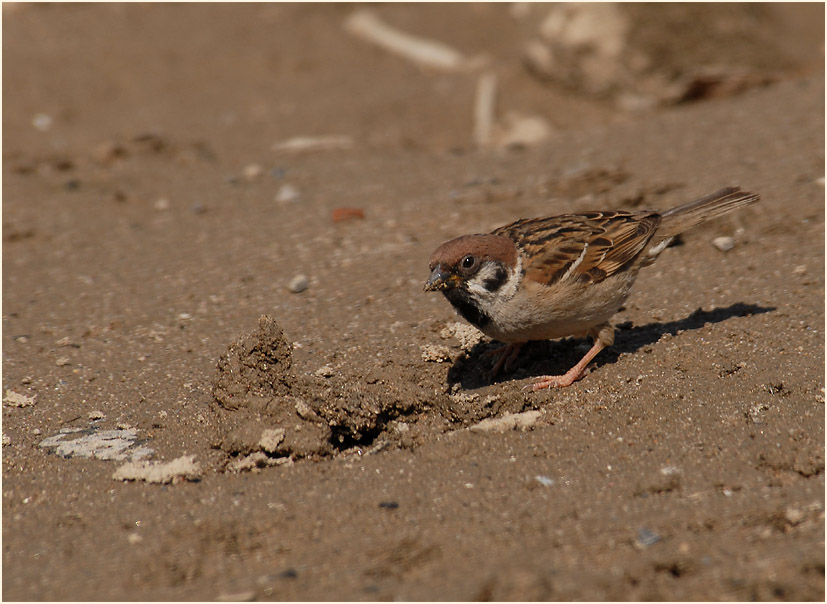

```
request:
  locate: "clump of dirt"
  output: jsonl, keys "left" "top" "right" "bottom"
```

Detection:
{"left": 213, "top": 315, "right": 294, "bottom": 413}
{"left": 212, "top": 316, "right": 334, "bottom": 466}
{"left": 212, "top": 316, "right": 450, "bottom": 468}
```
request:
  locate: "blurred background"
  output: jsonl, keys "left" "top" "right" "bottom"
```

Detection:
{"left": 4, "top": 3, "right": 823, "bottom": 160}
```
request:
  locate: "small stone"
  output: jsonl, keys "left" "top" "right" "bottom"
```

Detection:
{"left": 287, "top": 274, "right": 309, "bottom": 293}
{"left": 242, "top": 163, "right": 263, "bottom": 180}
{"left": 32, "top": 113, "right": 53, "bottom": 131}
{"left": 55, "top": 357, "right": 70, "bottom": 367}
{"left": 331, "top": 207, "right": 365, "bottom": 222}
{"left": 2, "top": 434, "right": 10, "bottom": 446}
{"left": 793, "top": 265, "right": 807, "bottom": 275}
{"left": 314, "top": 365, "right": 335, "bottom": 378}
{"left": 393, "top": 421, "right": 409, "bottom": 434}
{"left": 154, "top": 198, "right": 170, "bottom": 211}
{"left": 784, "top": 506, "right": 806, "bottom": 526}
{"left": 378, "top": 501, "right": 399, "bottom": 509}
{"left": 494, "top": 112, "right": 554, "bottom": 148}
{"left": 635, "top": 527, "right": 661, "bottom": 548}
{"left": 712, "top": 236, "right": 735, "bottom": 252}
{"left": 88, "top": 410, "right": 105, "bottom": 420}
{"left": 535, "top": 475, "right": 555, "bottom": 487}
{"left": 275, "top": 184, "right": 300, "bottom": 203}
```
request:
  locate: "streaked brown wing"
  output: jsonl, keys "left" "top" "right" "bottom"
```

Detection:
{"left": 493, "top": 211, "right": 662, "bottom": 285}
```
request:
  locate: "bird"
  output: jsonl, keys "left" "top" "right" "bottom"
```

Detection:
{"left": 424, "top": 186, "right": 759, "bottom": 390}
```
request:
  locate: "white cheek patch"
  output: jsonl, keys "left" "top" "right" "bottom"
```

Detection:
{"left": 466, "top": 257, "right": 522, "bottom": 302}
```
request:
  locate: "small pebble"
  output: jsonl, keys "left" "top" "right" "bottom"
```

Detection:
{"left": 32, "top": 113, "right": 53, "bottom": 131}
{"left": 535, "top": 475, "right": 555, "bottom": 487}
{"left": 314, "top": 365, "right": 335, "bottom": 378}
{"left": 378, "top": 501, "right": 399, "bottom": 509}
{"left": 784, "top": 506, "right": 806, "bottom": 525}
{"left": 242, "top": 163, "right": 263, "bottom": 180}
{"left": 55, "top": 357, "right": 70, "bottom": 367}
{"left": 332, "top": 207, "right": 365, "bottom": 222}
{"left": 712, "top": 236, "right": 735, "bottom": 252}
{"left": 288, "top": 274, "right": 309, "bottom": 293}
{"left": 275, "top": 184, "right": 300, "bottom": 203}
{"left": 88, "top": 410, "right": 105, "bottom": 420}
{"left": 154, "top": 198, "right": 170, "bottom": 211}
{"left": 635, "top": 527, "right": 661, "bottom": 548}
{"left": 793, "top": 265, "right": 807, "bottom": 275}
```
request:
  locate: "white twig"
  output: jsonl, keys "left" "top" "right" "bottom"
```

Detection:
{"left": 272, "top": 135, "right": 353, "bottom": 153}
{"left": 474, "top": 72, "right": 498, "bottom": 147}
{"left": 344, "top": 9, "right": 474, "bottom": 71}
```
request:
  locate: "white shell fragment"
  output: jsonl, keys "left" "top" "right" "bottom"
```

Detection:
{"left": 39, "top": 427, "right": 153, "bottom": 461}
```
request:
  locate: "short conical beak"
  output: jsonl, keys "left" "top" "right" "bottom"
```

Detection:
{"left": 424, "top": 265, "right": 457, "bottom": 291}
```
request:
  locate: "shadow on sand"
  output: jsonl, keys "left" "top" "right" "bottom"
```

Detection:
{"left": 447, "top": 302, "right": 775, "bottom": 390}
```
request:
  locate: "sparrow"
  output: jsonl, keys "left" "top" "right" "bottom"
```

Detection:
{"left": 425, "top": 186, "right": 759, "bottom": 389}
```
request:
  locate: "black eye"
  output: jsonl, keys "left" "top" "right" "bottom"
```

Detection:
{"left": 461, "top": 255, "right": 476, "bottom": 270}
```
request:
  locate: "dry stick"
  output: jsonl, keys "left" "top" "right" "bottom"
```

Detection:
{"left": 272, "top": 135, "right": 353, "bottom": 153}
{"left": 474, "top": 72, "right": 498, "bottom": 147}
{"left": 344, "top": 9, "right": 471, "bottom": 71}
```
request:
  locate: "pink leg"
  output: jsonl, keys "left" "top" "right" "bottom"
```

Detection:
{"left": 485, "top": 342, "right": 524, "bottom": 381}
{"left": 529, "top": 339, "right": 606, "bottom": 390}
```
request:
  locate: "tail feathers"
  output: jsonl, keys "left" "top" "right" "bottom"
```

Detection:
{"left": 659, "top": 186, "right": 760, "bottom": 237}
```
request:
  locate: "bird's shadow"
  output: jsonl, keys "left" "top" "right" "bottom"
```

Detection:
{"left": 446, "top": 302, "right": 775, "bottom": 390}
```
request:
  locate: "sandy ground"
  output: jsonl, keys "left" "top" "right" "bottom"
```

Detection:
{"left": 2, "top": 3, "right": 825, "bottom": 601}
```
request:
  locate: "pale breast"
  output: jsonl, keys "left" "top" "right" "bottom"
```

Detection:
{"left": 480, "top": 270, "right": 640, "bottom": 342}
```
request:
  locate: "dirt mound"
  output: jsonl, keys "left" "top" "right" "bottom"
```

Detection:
{"left": 212, "top": 316, "right": 455, "bottom": 468}
{"left": 213, "top": 315, "right": 294, "bottom": 412}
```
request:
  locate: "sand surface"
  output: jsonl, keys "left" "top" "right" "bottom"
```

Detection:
{"left": 3, "top": 4, "right": 824, "bottom": 600}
